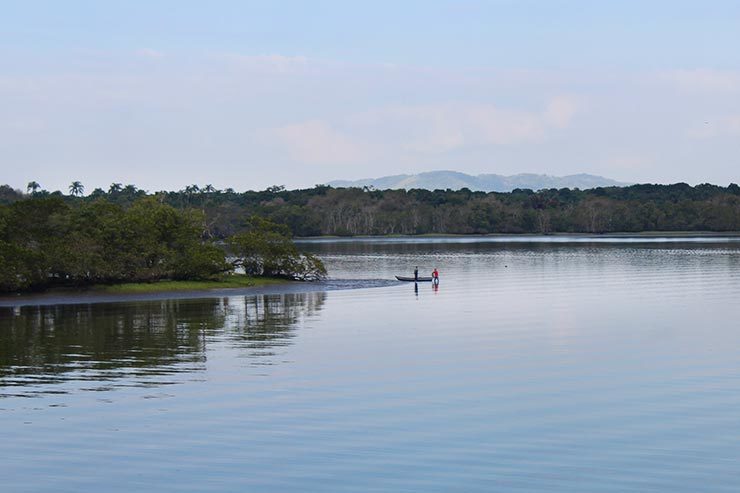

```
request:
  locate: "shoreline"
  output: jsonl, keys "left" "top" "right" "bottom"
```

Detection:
{"left": 90, "top": 276, "right": 289, "bottom": 294}
{"left": 0, "top": 278, "right": 398, "bottom": 309}
{"left": 296, "top": 231, "right": 740, "bottom": 240}
{"left": 0, "top": 275, "right": 288, "bottom": 299}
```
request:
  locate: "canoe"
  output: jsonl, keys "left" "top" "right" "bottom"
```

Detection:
{"left": 396, "top": 276, "right": 434, "bottom": 282}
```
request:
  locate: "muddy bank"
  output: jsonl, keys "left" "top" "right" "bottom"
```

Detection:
{"left": 0, "top": 279, "right": 398, "bottom": 308}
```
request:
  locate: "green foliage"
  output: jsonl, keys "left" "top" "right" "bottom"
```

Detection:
{"left": 0, "top": 185, "right": 23, "bottom": 205}
{"left": 69, "top": 181, "right": 85, "bottom": 197}
{"left": 4, "top": 180, "right": 740, "bottom": 291}
{"left": 95, "top": 275, "right": 287, "bottom": 294}
{"left": 11, "top": 182, "right": 740, "bottom": 237}
{"left": 230, "top": 216, "right": 327, "bottom": 280}
{"left": 0, "top": 197, "right": 232, "bottom": 292}
{"left": 0, "top": 240, "right": 36, "bottom": 291}
{"left": 214, "top": 183, "right": 740, "bottom": 236}
{"left": 0, "top": 194, "right": 329, "bottom": 292}
{"left": 171, "top": 243, "right": 231, "bottom": 280}
{"left": 26, "top": 181, "right": 41, "bottom": 194}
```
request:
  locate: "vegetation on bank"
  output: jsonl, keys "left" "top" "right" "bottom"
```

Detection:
{"left": 91, "top": 275, "right": 288, "bottom": 294}
{"left": 0, "top": 195, "right": 326, "bottom": 294}
{"left": 4, "top": 181, "right": 739, "bottom": 237}
{"left": 2, "top": 179, "right": 740, "bottom": 293}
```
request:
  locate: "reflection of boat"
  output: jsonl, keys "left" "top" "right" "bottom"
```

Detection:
{"left": 396, "top": 276, "right": 433, "bottom": 282}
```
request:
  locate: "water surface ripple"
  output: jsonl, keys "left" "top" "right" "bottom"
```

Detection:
{"left": 2, "top": 238, "right": 740, "bottom": 492}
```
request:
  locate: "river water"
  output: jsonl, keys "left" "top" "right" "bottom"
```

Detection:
{"left": 3, "top": 237, "right": 740, "bottom": 492}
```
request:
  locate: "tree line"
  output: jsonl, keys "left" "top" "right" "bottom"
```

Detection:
{"left": 1, "top": 180, "right": 739, "bottom": 246}
{"left": 0, "top": 194, "right": 326, "bottom": 293}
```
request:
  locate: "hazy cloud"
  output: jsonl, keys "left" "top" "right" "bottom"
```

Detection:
{"left": 689, "top": 115, "right": 740, "bottom": 138}
{"left": 1, "top": 51, "right": 739, "bottom": 191}
{"left": 213, "top": 53, "right": 316, "bottom": 74}
{"left": 602, "top": 155, "right": 655, "bottom": 173}
{"left": 136, "top": 48, "right": 165, "bottom": 59}
{"left": 271, "top": 120, "right": 368, "bottom": 165}
{"left": 662, "top": 69, "right": 740, "bottom": 92}
{"left": 351, "top": 97, "right": 579, "bottom": 153}
{"left": 271, "top": 97, "right": 579, "bottom": 165}
{"left": 544, "top": 97, "right": 578, "bottom": 128}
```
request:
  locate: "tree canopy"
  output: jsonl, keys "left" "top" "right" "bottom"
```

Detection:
{"left": 0, "top": 196, "right": 326, "bottom": 293}
{"left": 4, "top": 181, "right": 740, "bottom": 237}
{"left": 145, "top": 182, "right": 740, "bottom": 236}
{"left": 230, "top": 216, "right": 326, "bottom": 280}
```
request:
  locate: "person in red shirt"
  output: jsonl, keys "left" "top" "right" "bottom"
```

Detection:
{"left": 432, "top": 268, "right": 439, "bottom": 284}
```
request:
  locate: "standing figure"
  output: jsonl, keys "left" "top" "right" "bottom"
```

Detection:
{"left": 432, "top": 268, "right": 439, "bottom": 285}
{"left": 414, "top": 266, "right": 419, "bottom": 282}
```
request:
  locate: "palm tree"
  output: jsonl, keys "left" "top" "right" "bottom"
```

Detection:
{"left": 69, "top": 181, "right": 85, "bottom": 197}
{"left": 109, "top": 183, "right": 123, "bottom": 194}
{"left": 183, "top": 184, "right": 200, "bottom": 205}
{"left": 27, "top": 181, "right": 40, "bottom": 194}
{"left": 203, "top": 184, "right": 216, "bottom": 194}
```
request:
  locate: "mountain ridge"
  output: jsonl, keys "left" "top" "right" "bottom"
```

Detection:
{"left": 328, "top": 170, "right": 630, "bottom": 192}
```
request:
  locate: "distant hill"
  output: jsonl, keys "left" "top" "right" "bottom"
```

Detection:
{"left": 328, "top": 170, "right": 630, "bottom": 192}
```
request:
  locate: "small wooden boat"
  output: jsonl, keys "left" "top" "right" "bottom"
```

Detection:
{"left": 396, "top": 275, "right": 434, "bottom": 282}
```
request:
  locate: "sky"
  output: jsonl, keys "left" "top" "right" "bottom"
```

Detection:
{"left": 2, "top": 0, "right": 740, "bottom": 193}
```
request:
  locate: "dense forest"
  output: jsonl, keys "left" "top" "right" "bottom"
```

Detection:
{"left": 0, "top": 189, "right": 326, "bottom": 293}
{"left": 3, "top": 181, "right": 739, "bottom": 238}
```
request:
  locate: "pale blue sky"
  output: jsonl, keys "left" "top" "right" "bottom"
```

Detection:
{"left": 5, "top": 0, "right": 740, "bottom": 69}
{"left": 2, "top": 1, "right": 740, "bottom": 191}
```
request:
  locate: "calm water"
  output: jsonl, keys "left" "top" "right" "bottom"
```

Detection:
{"left": 3, "top": 237, "right": 740, "bottom": 492}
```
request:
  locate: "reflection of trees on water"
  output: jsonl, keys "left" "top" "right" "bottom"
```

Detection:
{"left": 222, "top": 293, "right": 326, "bottom": 358}
{"left": 0, "top": 292, "right": 325, "bottom": 397}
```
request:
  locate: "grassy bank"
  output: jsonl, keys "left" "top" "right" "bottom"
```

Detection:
{"left": 91, "top": 275, "right": 290, "bottom": 294}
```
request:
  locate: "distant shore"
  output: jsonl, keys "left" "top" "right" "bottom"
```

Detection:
{"left": 297, "top": 231, "right": 740, "bottom": 240}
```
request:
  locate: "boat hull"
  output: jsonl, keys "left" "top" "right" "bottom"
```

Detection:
{"left": 395, "top": 276, "right": 434, "bottom": 282}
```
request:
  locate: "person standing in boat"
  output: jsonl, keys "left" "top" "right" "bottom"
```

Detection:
{"left": 432, "top": 268, "right": 439, "bottom": 284}
{"left": 414, "top": 266, "right": 419, "bottom": 281}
